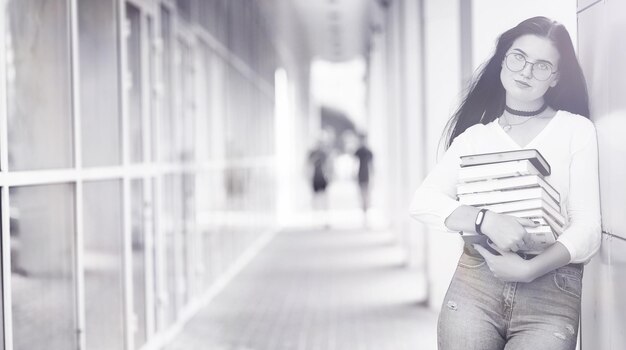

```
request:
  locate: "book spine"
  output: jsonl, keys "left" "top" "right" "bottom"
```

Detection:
{"left": 458, "top": 188, "right": 554, "bottom": 207}
{"left": 460, "top": 150, "right": 550, "bottom": 175}
{"left": 537, "top": 176, "right": 560, "bottom": 203}
{"left": 458, "top": 161, "right": 539, "bottom": 183}
{"left": 457, "top": 175, "right": 560, "bottom": 203}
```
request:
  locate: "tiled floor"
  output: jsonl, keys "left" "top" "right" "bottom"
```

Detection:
{"left": 165, "top": 227, "right": 438, "bottom": 350}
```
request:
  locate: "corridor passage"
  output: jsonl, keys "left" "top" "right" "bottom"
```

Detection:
{"left": 166, "top": 227, "right": 437, "bottom": 350}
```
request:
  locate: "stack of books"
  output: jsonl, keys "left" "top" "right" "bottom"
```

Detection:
{"left": 456, "top": 149, "right": 566, "bottom": 254}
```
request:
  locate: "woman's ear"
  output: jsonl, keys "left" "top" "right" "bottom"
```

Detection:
{"left": 550, "top": 73, "right": 559, "bottom": 87}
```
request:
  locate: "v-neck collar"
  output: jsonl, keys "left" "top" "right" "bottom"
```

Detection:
{"left": 494, "top": 110, "right": 561, "bottom": 149}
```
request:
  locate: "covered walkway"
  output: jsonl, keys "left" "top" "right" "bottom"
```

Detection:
{"left": 166, "top": 226, "right": 437, "bottom": 350}
{"left": 1, "top": 1, "right": 625, "bottom": 350}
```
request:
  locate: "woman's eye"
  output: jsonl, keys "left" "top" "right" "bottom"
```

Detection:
{"left": 514, "top": 53, "right": 525, "bottom": 61}
{"left": 536, "top": 63, "right": 550, "bottom": 71}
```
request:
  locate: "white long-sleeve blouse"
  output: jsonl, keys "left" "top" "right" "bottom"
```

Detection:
{"left": 409, "top": 110, "right": 601, "bottom": 264}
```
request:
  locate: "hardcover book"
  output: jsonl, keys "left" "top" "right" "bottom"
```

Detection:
{"left": 520, "top": 225, "right": 557, "bottom": 253}
{"left": 505, "top": 208, "right": 566, "bottom": 233}
{"left": 478, "top": 198, "right": 564, "bottom": 227}
{"left": 456, "top": 174, "right": 560, "bottom": 203}
{"left": 460, "top": 149, "right": 550, "bottom": 175}
{"left": 458, "top": 159, "right": 544, "bottom": 183}
{"left": 461, "top": 225, "right": 556, "bottom": 255}
{"left": 457, "top": 149, "right": 563, "bottom": 254}
{"left": 458, "top": 186, "right": 560, "bottom": 212}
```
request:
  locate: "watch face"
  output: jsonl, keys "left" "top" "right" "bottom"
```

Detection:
{"left": 475, "top": 211, "right": 485, "bottom": 225}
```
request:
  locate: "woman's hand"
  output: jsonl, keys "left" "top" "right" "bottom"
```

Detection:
{"left": 474, "top": 244, "right": 538, "bottom": 283}
{"left": 481, "top": 211, "right": 538, "bottom": 252}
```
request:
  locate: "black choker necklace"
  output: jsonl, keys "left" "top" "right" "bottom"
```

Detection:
{"left": 505, "top": 103, "right": 548, "bottom": 117}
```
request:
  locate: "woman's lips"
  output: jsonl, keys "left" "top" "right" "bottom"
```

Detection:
{"left": 515, "top": 79, "right": 531, "bottom": 88}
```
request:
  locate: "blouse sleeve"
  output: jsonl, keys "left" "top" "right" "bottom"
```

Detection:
{"left": 557, "top": 125, "right": 602, "bottom": 263}
{"left": 408, "top": 132, "right": 469, "bottom": 232}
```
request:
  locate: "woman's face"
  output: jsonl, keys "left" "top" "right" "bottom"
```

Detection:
{"left": 500, "top": 34, "right": 560, "bottom": 104}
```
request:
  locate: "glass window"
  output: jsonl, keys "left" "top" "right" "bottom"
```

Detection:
{"left": 171, "top": 176, "right": 187, "bottom": 307}
{"left": 131, "top": 179, "right": 147, "bottom": 349}
{"left": 83, "top": 181, "right": 124, "bottom": 350}
{"left": 195, "top": 45, "right": 211, "bottom": 162}
{"left": 176, "top": 0, "right": 192, "bottom": 23}
{"left": 182, "top": 174, "right": 197, "bottom": 298}
{"left": 196, "top": 171, "right": 223, "bottom": 288}
{"left": 10, "top": 184, "right": 77, "bottom": 350}
{"left": 126, "top": 3, "right": 145, "bottom": 163}
{"left": 159, "top": 5, "right": 175, "bottom": 162}
{"left": 197, "top": 0, "right": 211, "bottom": 32}
{"left": 160, "top": 176, "right": 177, "bottom": 327}
{"left": 209, "top": 54, "right": 227, "bottom": 161}
{"left": 162, "top": 175, "right": 186, "bottom": 311}
{"left": 79, "top": 0, "right": 122, "bottom": 167}
{"left": 177, "top": 39, "right": 195, "bottom": 162}
{"left": 149, "top": 181, "right": 161, "bottom": 332}
{"left": 148, "top": 16, "right": 157, "bottom": 163}
{"left": 6, "top": 0, "right": 73, "bottom": 171}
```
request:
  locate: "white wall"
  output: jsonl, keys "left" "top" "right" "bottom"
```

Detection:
{"left": 577, "top": 0, "right": 626, "bottom": 348}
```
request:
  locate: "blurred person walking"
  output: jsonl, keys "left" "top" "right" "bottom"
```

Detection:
{"left": 354, "top": 133, "right": 373, "bottom": 224}
{"left": 410, "top": 17, "right": 599, "bottom": 349}
{"left": 308, "top": 139, "right": 332, "bottom": 228}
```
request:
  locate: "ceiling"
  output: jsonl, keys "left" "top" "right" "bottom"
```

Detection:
{"left": 291, "top": 0, "right": 377, "bottom": 62}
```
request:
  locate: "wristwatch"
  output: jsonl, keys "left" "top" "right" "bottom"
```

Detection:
{"left": 474, "top": 209, "right": 488, "bottom": 235}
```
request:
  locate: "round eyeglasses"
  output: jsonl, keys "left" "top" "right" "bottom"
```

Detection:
{"left": 504, "top": 53, "right": 557, "bottom": 81}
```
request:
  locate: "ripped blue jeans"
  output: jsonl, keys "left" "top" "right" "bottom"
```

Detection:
{"left": 438, "top": 250, "right": 583, "bottom": 350}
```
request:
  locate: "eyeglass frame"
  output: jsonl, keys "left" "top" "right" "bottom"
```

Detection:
{"left": 504, "top": 52, "right": 558, "bottom": 81}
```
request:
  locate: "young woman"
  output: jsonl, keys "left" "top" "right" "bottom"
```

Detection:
{"left": 409, "top": 17, "right": 601, "bottom": 350}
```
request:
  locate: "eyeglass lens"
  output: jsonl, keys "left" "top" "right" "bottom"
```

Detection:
{"left": 505, "top": 54, "right": 553, "bottom": 81}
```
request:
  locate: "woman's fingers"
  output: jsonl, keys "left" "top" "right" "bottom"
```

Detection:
{"left": 497, "top": 237, "right": 520, "bottom": 252}
{"left": 489, "top": 242, "right": 514, "bottom": 256}
{"left": 491, "top": 244, "right": 519, "bottom": 256}
{"left": 516, "top": 217, "right": 539, "bottom": 227}
{"left": 477, "top": 241, "right": 519, "bottom": 257}
{"left": 473, "top": 244, "right": 493, "bottom": 259}
{"left": 521, "top": 231, "right": 533, "bottom": 248}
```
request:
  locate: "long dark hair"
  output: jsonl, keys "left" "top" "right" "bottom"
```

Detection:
{"left": 444, "top": 16, "right": 589, "bottom": 148}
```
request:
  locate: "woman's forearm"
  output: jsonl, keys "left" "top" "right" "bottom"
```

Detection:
{"left": 444, "top": 205, "right": 482, "bottom": 232}
{"left": 528, "top": 242, "right": 571, "bottom": 279}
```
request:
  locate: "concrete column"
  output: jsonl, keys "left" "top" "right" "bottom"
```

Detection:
{"left": 421, "top": 0, "right": 463, "bottom": 311}
{"left": 368, "top": 0, "right": 430, "bottom": 302}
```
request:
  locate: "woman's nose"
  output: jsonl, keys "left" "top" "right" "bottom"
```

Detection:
{"left": 519, "top": 62, "right": 533, "bottom": 78}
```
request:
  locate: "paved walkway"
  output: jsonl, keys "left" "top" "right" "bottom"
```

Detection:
{"left": 165, "top": 227, "right": 438, "bottom": 350}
